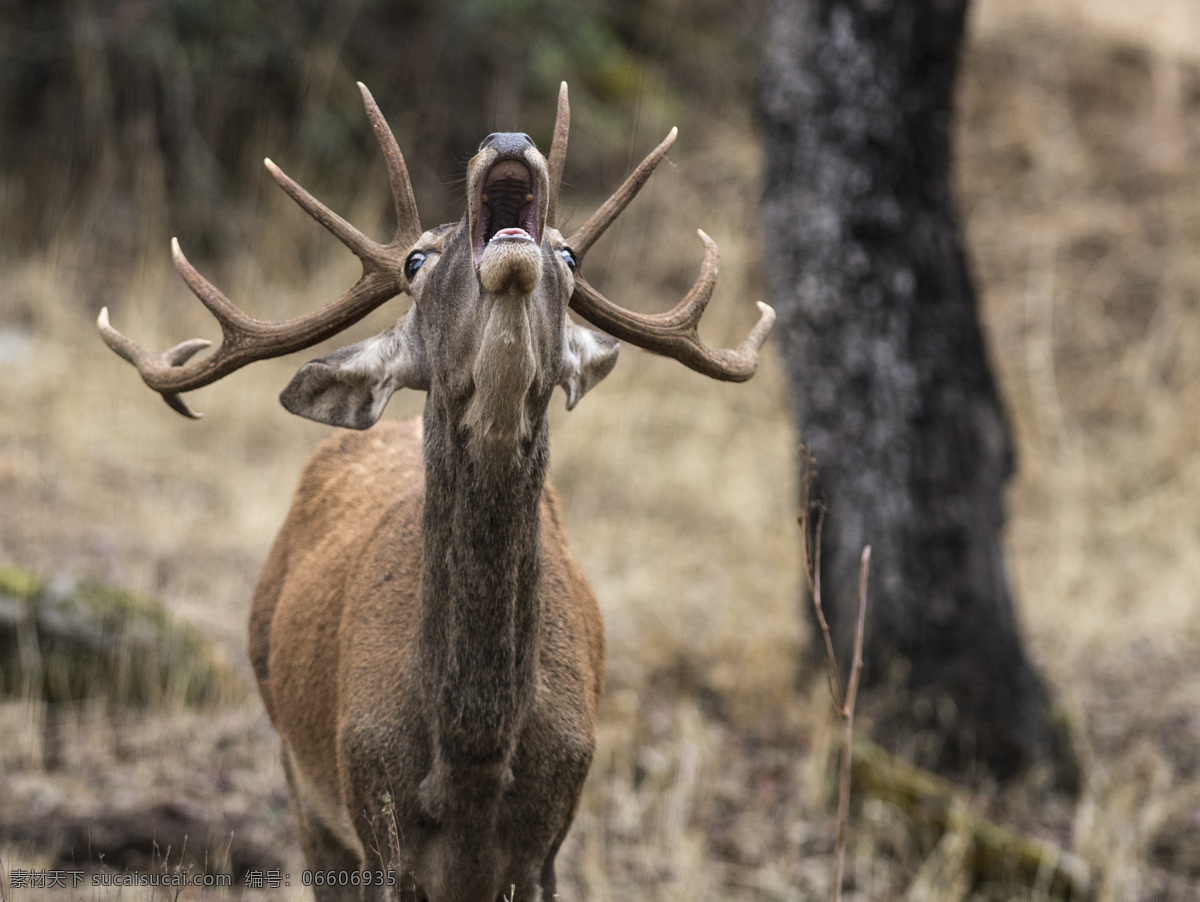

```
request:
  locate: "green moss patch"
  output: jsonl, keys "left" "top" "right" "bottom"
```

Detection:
{"left": 0, "top": 565, "right": 243, "bottom": 708}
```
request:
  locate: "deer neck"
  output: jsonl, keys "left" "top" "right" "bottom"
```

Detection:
{"left": 417, "top": 396, "right": 549, "bottom": 778}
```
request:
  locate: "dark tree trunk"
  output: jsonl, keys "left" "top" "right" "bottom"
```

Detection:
{"left": 760, "top": 0, "right": 1071, "bottom": 780}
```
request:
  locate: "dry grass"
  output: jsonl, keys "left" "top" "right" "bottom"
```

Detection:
{"left": 3, "top": 3, "right": 1200, "bottom": 899}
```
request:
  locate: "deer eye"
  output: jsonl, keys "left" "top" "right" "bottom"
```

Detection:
{"left": 405, "top": 251, "right": 427, "bottom": 281}
{"left": 557, "top": 248, "right": 578, "bottom": 272}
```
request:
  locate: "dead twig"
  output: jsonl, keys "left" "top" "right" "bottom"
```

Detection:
{"left": 799, "top": 450, "right": 842, "bottom": 709}
{"left": 810, "top": 508, "right": 845, "bottom": 711}
{"left": 799, "top": 452, "right": 870, "bottom": 902}
{"left": 828, "top": 547, "right": 870, "bottom": 902}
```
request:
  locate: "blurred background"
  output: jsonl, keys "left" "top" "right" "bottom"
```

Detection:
{"left": 2, "top": 0, "right": 1200, "bottom": 898}
{"left": 0, "top": 0, "right": 760, "bottom": 299}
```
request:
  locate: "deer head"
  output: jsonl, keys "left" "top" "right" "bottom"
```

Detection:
{"left": 97, "top": 82, "right": 775, "bottom": 423}
{"left": 277, "top": 128, "right": 620, "bottom": 452}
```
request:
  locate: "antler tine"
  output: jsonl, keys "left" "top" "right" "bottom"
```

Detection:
{"left": 567, "top": 127, "right": 676, "bottom": 259}
{"left": 171, "top": 237, "right": 258, "bottom": 332}
{"left": 266, "top": 85, "right": 420, "bottom": 257}
{"left": 97, "top": 304, "right": 211, "bottom": 418}
{"left": 569, "top": 229, "right": 776, "bottom": 382}
{"left": 170, "top": 238, "right": 401, "bottom": 350}
{"left": 264, "top": 159, "right": 387, "bottom": 262}
{"left": 357, "top": 82, "right": 421, "bottom": 248}
{"left": 546, "top": 81, "right": 570, "bottom": 229}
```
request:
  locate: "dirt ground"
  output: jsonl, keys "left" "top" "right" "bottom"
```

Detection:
{"left": 3, "top": 1, "right": 1200, "bottom": 899}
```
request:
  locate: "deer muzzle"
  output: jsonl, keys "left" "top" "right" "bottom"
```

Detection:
{"left": 469, "top": 136, "right": 550, "bottom": 294}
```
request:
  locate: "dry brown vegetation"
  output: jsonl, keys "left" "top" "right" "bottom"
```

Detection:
{"left": 2, "top": 1, "right": 1200, "bottom": 899}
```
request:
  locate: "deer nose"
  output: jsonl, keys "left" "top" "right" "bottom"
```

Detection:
{"left": 479, "top": 132, "right": 535, "bottom": 154}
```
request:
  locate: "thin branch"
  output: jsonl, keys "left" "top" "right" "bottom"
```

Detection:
{"left": 800, "top": 448, "right": 843, "bottom": 709}
{"left": 831, "top": 546, "right": 870, "bottom": 902}
{"left": 846, "top": 546, "right": 870, "bottom": 718}
{"left": 799, "top": 446, "right": 815, "bottom": 591}
{"left": 809, "top": 506, "right": 843, "bottom": 711}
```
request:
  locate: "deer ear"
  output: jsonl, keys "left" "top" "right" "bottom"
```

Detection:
{"left": 559, "top": 319, "right": 619, "bottom": 410}
{"left": 280, "top": 308, "right": 429, "bottom": 429}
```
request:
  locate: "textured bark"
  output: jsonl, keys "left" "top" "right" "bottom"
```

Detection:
{"left": 761, "top": 0, "right": 1067, "bottom": 778}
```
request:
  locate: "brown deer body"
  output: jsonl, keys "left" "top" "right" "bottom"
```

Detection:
{"left": 99, "top": 84, "right": 773, "bottom": 900}
{"left": 251, "top": 421, "right": 602, "bottom": 899}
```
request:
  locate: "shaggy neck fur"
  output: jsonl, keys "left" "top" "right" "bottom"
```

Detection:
{"left": 416, "top": 381, "right": 550, "bottom": 821}
{"left": 461, "top": 299, "right": 539, "bottom": 451}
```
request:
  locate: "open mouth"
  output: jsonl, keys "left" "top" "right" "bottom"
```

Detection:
{"left": 473, "top": 158, "right": 540, "bottom": 264}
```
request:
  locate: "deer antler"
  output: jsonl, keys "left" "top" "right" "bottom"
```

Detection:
{"left": 572, "top": 232, "right": 775, "bottom": 381}
{"left": 551, "top": 84, "right": 775, "bottom": 381}
{"left": 97, "top": 83, "right": 419, "bottom": 417}
{"left": 546, "top": 81, "right": 570, "bottom": 230}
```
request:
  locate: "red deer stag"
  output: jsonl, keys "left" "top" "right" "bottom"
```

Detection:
{"left": 99, "top": 83, "right": 774, "bottom": 901}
